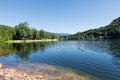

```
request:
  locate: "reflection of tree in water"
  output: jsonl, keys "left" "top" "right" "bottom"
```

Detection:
{"left": 0, "top": 43, "right": 14, "bottom": 57}
{"left": 76, "top": 40, "right": 120, "bottom": 69}
{"left": 32, "top": 42, "right": 49, "bottom": 52}
{"left": 0, "top": 42, "right": 50, "bottom": 60}
{"left": 13, "top": 43, "right": 32, "bottom": 60}
{"left": 109, "top": 40, "right": 120, "bottom": 57}
{"left": 76, "top": 40, "right": 111, "bottom": 53}
{"left": 13, "top": 42, "right": 50, "bottom": 60}
{"left": 109, "top": 40, "right": 120, "bottom": 68}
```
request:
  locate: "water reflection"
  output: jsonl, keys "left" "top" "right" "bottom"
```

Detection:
{"left": 108, "top": 40, "right": 120, "bottom": 69}
{"left": 76, "top": 40, "right": 120, "bottom": 57}
{"left": 0, "top": 40, "right": 120, "bottom": 63}
{"left": 76, "top": 40, "right": 111, "bottom": 53}
{"left": 77, "top": 40, "right": 120, "bottom": 58}
{"left": 109, "top": 39, "right": 120, "bottom": 57}
{"left": 0, "top": 40, "right": 120, "bottom": 80}
{"left": 75, "top": 40, "right": 120, "bottom": 80}
{"left": 0, "top": 42, "right": 50, "bottom": 60}
{"left": 0, "top": 43, "right": 14, "bottom": 56}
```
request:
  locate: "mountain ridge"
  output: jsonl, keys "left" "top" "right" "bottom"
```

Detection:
{"left": 63, "top": 17, "right": 120, "bottom": 40}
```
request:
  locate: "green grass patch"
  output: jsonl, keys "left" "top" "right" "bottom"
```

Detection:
{"left": 5, "top": 40, "right": 14, "bottom": 43}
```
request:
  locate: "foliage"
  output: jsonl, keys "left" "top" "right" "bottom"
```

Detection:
{"left": 61, "top": 17, "right": 120, "bottom": 40}
{"left": 0, "top": 22, "right": 58, "bottom": 41}
{"left": 0, "top": 25, "right": 13, "bottom": 41}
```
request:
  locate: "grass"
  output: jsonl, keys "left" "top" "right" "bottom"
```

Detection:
{"left": 4, "top": 40, "right": 14, "bottom": 43}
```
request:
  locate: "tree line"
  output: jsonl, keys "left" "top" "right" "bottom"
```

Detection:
{"left": 1, "top": 17, "right": 120, "bottom": 41}
{"left": 0, "top": 22, "right": 58, "bottom": 41}
{"left": 60, "top": 17, "right": 120, "bottom": 40}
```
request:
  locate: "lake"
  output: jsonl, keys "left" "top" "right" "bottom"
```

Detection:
{"left": 0, "top": 40, "right": 120, "bottom": 80}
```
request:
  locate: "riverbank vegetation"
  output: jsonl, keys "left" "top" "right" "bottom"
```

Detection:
{"left": 60, "top": 17, "right": 120, "bottom": 40}
{"left": 0, "top": 22, "right": 58, "bottom": 42}
{"left": 1, "top": 17, "right": 120, "bottom": 41}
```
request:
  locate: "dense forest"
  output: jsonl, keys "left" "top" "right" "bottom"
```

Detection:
{"left": 1, "top": 17, "right": 120, "bottom": 41}
{"left": 61, "top": 17, "right": 120, "bottom": 40}
{"left": 0, "top": 22, "right": 58, "bottom": 41}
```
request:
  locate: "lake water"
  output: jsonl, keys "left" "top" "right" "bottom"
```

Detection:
{"left": 0, "top": 40, "right": 120, "bottom": 80}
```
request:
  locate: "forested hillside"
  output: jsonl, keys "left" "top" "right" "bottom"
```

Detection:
{"left": 1, "top": 17, "right": 120, "bottom": 41}
{"left": 0, "top": 22, "right": 58, "bottom": 41}
{"left": 63, "top": 17, "right": 120, "bottom": 40}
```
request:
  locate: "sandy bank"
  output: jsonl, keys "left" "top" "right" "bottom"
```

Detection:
{"left": 6, "top": 39, "right": 58, "bottom": 43}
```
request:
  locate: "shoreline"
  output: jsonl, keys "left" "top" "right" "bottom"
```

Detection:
{"left": 0, "top": 63, "right": 98, "bottom": 80}
{"left": 5, "top": 39, "right": 58, "bottom": 43}
{"left": 0, "top": 63, "right": 44, "bottom": 80}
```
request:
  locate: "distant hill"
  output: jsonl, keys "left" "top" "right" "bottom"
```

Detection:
{"left": 46, "top": 31, "right": 71, "bottom": 36}
{"left": 0, "top": 25, "right": 12, "bottom": 30}
{"left": 64, "top": 17, "right": 120, "bottom": 40}
{"left": 55, "top": 33, "right": 71, "bottom": 36}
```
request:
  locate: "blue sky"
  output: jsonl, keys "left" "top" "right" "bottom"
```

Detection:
{"left": 0, "top": 0, "right": 120, "bottom": 33}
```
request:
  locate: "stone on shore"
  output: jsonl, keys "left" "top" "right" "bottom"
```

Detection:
{"left": 0, "top": 63, "right": 3, "bottom": 69}
{"left": 0, "top": 63, "right": 44, "bottom": 80}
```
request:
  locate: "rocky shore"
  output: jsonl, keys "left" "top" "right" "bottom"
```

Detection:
{"left": 0, "top": 63, "right": 99, "bottom": 80}
{"left": 0, "top": 63, "right": 44, "bottom": 80}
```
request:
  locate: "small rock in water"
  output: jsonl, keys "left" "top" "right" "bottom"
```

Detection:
{"left": 0, "top": 63, "right": 3, "bottom": 69}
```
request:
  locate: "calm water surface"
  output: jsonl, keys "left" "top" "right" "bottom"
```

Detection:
{"left": 0, "top": 40, "right": 120, "bottom": 80}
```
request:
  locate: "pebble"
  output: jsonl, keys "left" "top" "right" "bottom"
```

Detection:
{"left": 0, "top": 63, "right": 3, "bottom": 69}
{"left": 0, "top": 63, "right": 44, "bottom": 80}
